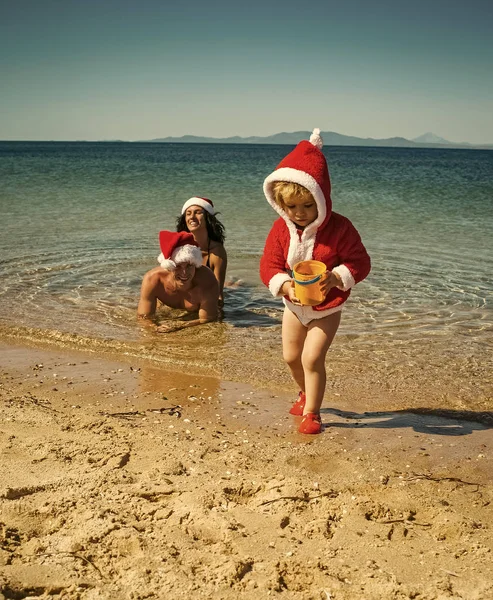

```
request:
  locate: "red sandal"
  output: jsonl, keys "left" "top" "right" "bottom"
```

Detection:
{"left": 289, "top": 391, "right": 306, "bottom": 416}
{"left": 298, "top": 412, "right": 322, "bottom": 435}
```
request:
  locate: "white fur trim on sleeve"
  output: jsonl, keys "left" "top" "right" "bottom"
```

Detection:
{"left": 157, "top": 253, "right": 176, "bottom": 270}
{"left": 269, "top": 272, "right": 292, "bottom": 297}
{"left": 332, "top": 264, "right": 355, "bottom": 291}
{"left": 171, "top": 244, "right": 203, "bottom": 268}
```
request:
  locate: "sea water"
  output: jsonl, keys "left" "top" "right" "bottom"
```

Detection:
{"left": 1, "top": 142, "right": 492, "bottom": 387}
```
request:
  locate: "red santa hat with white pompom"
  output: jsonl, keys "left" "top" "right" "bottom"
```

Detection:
{"left": 157, "top": 231, "right": 203, "bottom": 271}
{"left": 263, "top": 128, "right": 331, "bottom": 228}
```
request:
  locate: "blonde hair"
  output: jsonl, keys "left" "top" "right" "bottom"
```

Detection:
{"left": 272, "top": 181, "right": 313, "bottom": 208}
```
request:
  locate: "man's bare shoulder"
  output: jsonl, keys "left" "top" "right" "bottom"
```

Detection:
{"left": 142, "top": 267, "right": 168, "bottom": 286}
{"left": 194, "top": 266, "right": 218, "bottom": 284}
{"left": 143, "top": 266, "right": 163, "bottom": 275}
{"left": 193, "top": 267, "right": 220, "bottom": 299}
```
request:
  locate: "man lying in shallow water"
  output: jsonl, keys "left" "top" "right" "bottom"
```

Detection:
{"left": 137, "top": 231, "right": 219, "bottom": 333}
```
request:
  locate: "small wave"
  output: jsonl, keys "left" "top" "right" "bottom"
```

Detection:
{"left": 0, "top": 323, "right": 222, "bottom": 375}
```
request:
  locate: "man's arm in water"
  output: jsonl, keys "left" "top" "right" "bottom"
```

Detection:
{"left": 137, "top": 271, "right": 158, "bottom": 319}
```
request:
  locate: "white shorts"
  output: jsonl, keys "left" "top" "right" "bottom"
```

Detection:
{"left": 284, "top": 299, "right": 343, "bottom": 327}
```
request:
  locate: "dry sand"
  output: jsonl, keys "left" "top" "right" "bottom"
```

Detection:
{"left": 0, "top": 341, "right": 492, "bottom": 599}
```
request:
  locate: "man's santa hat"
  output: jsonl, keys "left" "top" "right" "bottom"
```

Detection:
{"left": 263, "top": 128, "right": 332, "bottom": 230}
{"left": 157, "top": 231, "right": 203, "bottom": 271}
{"left": 181, "top": 197, "right": 216, "bottom": 216}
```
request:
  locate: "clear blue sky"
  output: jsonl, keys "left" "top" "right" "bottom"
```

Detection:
{"left": 1, "top": 0, "right": 492, "bottom": 143}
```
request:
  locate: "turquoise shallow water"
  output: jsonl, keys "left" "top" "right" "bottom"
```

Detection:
{"left": 1, "top": 142, "right": 492, "bottom": 385}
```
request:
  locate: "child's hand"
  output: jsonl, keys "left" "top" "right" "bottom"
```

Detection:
{"left": 320, "top": 271, "right": 343, "bottom": 295}
{"left": 281, "top": 280, "right": 301, "bottom": 305}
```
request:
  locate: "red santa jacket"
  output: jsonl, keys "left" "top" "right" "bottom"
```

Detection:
{"left": 260, "top": 212, "right": 371, "bottom": 311}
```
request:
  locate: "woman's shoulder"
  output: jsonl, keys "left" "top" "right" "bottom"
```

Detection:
{"left": 209, "top": 240, "right": 227, "bottom": 259}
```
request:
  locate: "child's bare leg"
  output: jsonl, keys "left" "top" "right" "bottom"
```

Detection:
{"left": 282, "top": 307, "right": 307, "bottom": 392}
{"left": 302, "top": 312, "right": 341, "bottom": 414}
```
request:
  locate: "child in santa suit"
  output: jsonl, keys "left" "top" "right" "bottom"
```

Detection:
{"left": 260, "top": 129, "right": 371, "bottom": 434}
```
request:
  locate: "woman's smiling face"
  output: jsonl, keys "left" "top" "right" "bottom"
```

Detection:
{"left": 185, "top": 206, "right": 206, "bottom": 233}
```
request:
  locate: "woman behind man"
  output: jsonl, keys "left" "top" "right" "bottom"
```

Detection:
{"left": 177, "top": 197, "right": 227, "bottom": 307}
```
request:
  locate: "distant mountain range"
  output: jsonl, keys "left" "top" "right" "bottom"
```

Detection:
{"left": 141, "top": 130, "right": 492, "bottom": 150}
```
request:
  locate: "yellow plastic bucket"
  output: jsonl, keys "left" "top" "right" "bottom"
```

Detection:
{"left": 293, "top": 260, "right": 327, "bottom": 306}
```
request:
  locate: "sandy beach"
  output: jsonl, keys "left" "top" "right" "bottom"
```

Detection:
{"left": 2, "top": 0, "right": 493, "bottom": 594}
{"left": 1, "top": 340, "right": 492, "bottom": 600}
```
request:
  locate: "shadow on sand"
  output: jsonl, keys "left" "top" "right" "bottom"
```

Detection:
{"left": 320, "top": 407, "right": 493, "bottom": 436}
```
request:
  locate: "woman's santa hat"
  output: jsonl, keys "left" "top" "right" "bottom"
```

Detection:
{"left": 157, "top": 231, "right": 203, "bottom": 270}
{"left": 263, "top": 128, "right": 332, "bottom": 230}
{"left": 181, "top": 197, "right": 216, "bottom": 216}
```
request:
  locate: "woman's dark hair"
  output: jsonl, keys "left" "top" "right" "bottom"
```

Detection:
{"left": 176, "top": 211, "right": 226, "bottom": 244}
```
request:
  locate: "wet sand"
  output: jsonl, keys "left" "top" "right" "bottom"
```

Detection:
{"left": 0, "top": 340, "right": 492, "bottom": 599}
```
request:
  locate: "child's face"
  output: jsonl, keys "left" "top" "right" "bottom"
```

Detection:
{"left": 282, "top": 195, "right": 318, "bottom": 227}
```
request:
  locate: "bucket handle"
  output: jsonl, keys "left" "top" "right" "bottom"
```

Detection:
{"left": 293, "top": 273, "right": 325, "bottom": 286}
